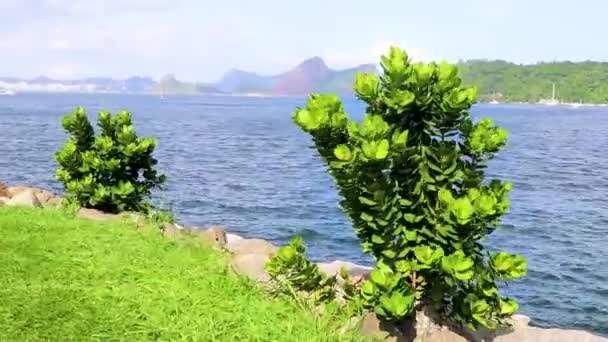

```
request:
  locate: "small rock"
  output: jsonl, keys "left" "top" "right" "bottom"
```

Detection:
{"left": 230, "top": 253, "right": 272, "bottom": 282}
{"left": 6, "top": 186, "right": 61, "bottom": 208}
{"left": 197, "top": 226, "right": 228, "bottom": 248}
{"left": 5, "top": 189, "right": 42, "bottom": 208}
{"left": 162, "top": 223, "right": 183, "bottom": 238}
{"left": 44, "top": 197, "right": 63, "bottom": 208}
{"left": 317, "top": 260, "right": 373, "bottom": 278}
{"left": 77, "top": 208, "right": 118, "bottom": 221}
{"left": 225, "top": 238, "right": 278, "bottom": 256}
{"left": 0, "top": 180, "right": 8, "bottom": 197}
{"left": 358, "top": 312, "right": 410, "bottom": 342}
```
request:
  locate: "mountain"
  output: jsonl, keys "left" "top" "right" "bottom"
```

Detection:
{"left": 215, "top": 69, "right": 277, "bottom": 93}
{"left": 272, "top": 56, "right": 330, "bottom": 95}
{"left": 151, "top": 74, "right": 224, "bottom": 95}
{"left": 212, "top": 58, "right": 378, "bottom": 96}
{"left": 316, "top": 63, "right": 378, "bottom": 95}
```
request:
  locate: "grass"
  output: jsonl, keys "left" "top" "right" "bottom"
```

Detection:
{"left": 0, "top": 206, "right": 369, "bottom": 341}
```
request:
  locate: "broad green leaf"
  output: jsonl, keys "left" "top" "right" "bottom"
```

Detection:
{"left": 354, "top": 72, "right": 379, "bottom": 99}
{"left": 491, "top": 252, "right": 527, "bottom": 279}
{"left": 375, "top": 139, "right": 390, "bottom": 159}
{"left": 358, "top": 196, "right": 377, "bottom": 206}
{"left": 451, "top": 198, "right": 474, "bottom": 224}
{"left": 498, "top": 298, "right": 519, "bottom": 316}
{"left": 441, "top": 251, "right": 474, "bottom": 281}
{"left": 334, "top": 144, "right": 352, "bottom": 161}
{"left": 371, "top": 234, "right": 386, "bottom": 244}
{"left": 391, "top": 130, "right": 409, "bottom": 147}
{"left": 379, "top": 291, "right": 415, "bottom": 318}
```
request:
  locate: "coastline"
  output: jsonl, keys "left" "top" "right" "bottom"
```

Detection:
{"left": 1, "top": 184, "right": 607, "bottom": 341}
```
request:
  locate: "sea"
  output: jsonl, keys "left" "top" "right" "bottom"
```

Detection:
{"left": 1, "top": 93, "right": 607, "bottom": 336}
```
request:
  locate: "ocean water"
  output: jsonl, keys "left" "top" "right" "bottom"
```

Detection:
{"left": 0, "top": 93, "right": 607, "bottom": 336}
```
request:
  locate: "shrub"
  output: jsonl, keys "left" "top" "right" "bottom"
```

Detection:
{"left": 55, "top": 107, "right": 166, "bottom": 214}
{"left": 265, "top": 237, "right": 364, "bottom": 316}
{"left": 292, "top": 47, "right": 527, "bottom": 329}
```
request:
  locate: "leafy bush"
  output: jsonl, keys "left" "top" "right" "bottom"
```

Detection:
{"left": 265, "top": 237, "right": 364, "bottom": 315}
{"left": 292, "top": 47, "right": 527, "bottom": 329}
{"left": 265, "top": 237, "right": 338, "bottom": 303}
{"left": 55, "top": 107, "right": 166, "bottom": 214}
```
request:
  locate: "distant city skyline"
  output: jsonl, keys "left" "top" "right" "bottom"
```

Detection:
{"left": 1, "top": 0, "right": 606, "bottom": 82}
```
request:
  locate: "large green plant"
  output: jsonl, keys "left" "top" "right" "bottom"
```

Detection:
{"left": 55, "top": 107, "right": 166, "bottom": 213}
{"left": 293, "top": 47, "right": 527, "bottom": 329}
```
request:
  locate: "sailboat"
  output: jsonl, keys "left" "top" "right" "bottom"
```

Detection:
{"left": 538, "top": 83, "right": 559, "bottom": 106}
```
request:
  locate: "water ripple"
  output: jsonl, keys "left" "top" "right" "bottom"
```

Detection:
{"left": 1, "top": 95, "right": 607, "bottom": 336}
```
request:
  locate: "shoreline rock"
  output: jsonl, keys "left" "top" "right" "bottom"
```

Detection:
{"left": 1, "top": 183, "right": 606, "bottom": 341}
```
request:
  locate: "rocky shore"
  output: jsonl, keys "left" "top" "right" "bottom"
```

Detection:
{"left": 1, "top": 184, "right": 606, "bottom": 342}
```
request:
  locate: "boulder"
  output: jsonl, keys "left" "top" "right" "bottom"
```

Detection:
{"left": 226, "top": 232, "right": 244, "bottom": 244}
{"left": 44, "top": 196, "right": 63, "bottom": 208}
{"left": 230, "top": 253, "right": 272, "bottom": 282}
{"left": 162, "top": 223, "right": 184, "bottom": 238}
{"left": 0, "top": 196, "right": 9, "bottom": 206}
{"left": 317, "top": 260, "right": 373, "bottom": 278}
{"left": 225, "top": 238, "right": 278, "bottom": 256}
{"left": 4, "top": 186, "right": 64, "bottom": 208}
{"left": 355, "top": 306, "right": 608, "bottom": 342}
{"left": 358, "top": 313, "right": 411, "bottom": 342}
{"left": 5, "top": 189, "right": 42, "bottom": 208}
{"left": 197, "top": 226, "right": 228, "bottom": 248}
{"left": 77, "top": 208, "right": 119, "bottom": 221}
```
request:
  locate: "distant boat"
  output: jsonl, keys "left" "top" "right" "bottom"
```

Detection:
{"left": 0, "top": 89, "right": 16, "bottom": 96}
{"left": 538, "top": 83, "right": 559, "bottom": 106}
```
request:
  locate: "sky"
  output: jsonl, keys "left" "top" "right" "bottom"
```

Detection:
{"left": 0, "top": 0, "right": 606, "bottom": 81}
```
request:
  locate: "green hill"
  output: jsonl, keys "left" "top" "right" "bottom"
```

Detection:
{"left": 457, "top": 60, "right": 608, "bottom": 103}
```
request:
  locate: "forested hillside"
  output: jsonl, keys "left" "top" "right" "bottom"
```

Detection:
{"left": 458, "top": 60, "right": 608, "bottom": 103}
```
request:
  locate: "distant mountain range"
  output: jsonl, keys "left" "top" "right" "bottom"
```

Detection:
{"left": 0, "top": 57, "right": 378, "bottom": 96}
{"left": 213, "top": 57, "right": 377, "bottom": 96}
{"left": 5, "top": 58, "right": 608, "bottom": 103}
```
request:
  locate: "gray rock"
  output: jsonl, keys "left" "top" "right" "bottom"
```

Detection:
{"left": 198, "top": 226, "right": 228, "bottom": 248}
{"left": 357, "top": 306, "right": 608, "bottom": 342}
{"left": 5, "top": 189, "right": 42, "bottom": 208}
{"left": 77, "top": 208, "right": 118, "bottom": 221}
{"left": 162, "top": 223, "right": 184, "bottom": 238}
{"left": 230, "top": 253, "right": 272, "bottom": 282}
{"left": 225, "top": 238, "right": 278, "bottom": 256}
{"left": 317, "top": 260, "right": 373, "bottom": 278}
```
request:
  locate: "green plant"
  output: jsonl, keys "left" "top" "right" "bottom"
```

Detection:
{"left": 265, "top": 237, "right": 338, "bottom": 304}
{"left": 55, "top": 107, "right": 166, "bottom": 214}
{"left": 293, "top": 47, "right": 527, "bottom": 329}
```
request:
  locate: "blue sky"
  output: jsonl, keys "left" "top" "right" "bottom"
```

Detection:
{"left": 0, "top": 0, "right": 605, "bottom": 81}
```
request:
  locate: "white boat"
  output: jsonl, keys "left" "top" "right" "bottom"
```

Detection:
{"left": 538, "top": 83, "right": 559, "bottom": 106}
{"left": 0, "top": 89, "right": 16, "bottom": 96}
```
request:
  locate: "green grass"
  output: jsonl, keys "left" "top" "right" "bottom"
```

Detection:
{"left": 0, "top": 207, "right": 368, "bottom": 341}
